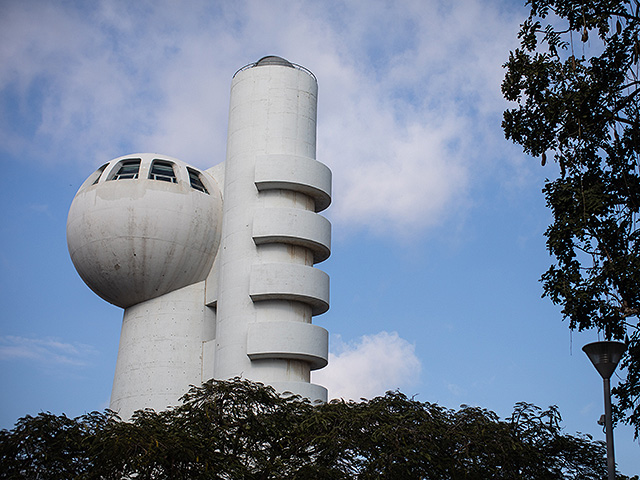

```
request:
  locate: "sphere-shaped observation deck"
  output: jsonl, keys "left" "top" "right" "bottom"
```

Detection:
{"left": 67, "top": 153, "right": 223, "bottom": 308}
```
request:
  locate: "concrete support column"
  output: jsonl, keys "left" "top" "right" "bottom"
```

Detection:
{"left": 110, "top": 282, "right": 213, "bottom": 419}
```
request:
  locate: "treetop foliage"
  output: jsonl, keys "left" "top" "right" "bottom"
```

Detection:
{"left": 1, "top": 378, "right": 634, "bottom": 479}
{"left": 502, "top": 0, "right": 640, "bottom": 435}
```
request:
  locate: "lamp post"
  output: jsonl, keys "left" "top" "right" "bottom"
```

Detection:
{"left": 582, "top": 341, "right": 626, "bottom": 480}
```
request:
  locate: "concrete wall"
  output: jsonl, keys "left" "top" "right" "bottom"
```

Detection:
{"left": 110, "top": 282, "right": 215, "bottom": 419}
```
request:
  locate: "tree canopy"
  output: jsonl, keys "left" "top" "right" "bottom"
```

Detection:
{"left": 0, "top": 378, "right": 633, "bottom": 479}
{"left": 502, "top": 0, "right": 640, "bottom": 434}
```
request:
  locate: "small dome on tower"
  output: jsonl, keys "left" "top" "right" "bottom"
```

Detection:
{"left": 255, "top": 56, "right": 293, "bottom": 67}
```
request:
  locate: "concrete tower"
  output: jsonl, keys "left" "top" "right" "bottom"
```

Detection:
{"left": 67, "top": 57, "right": 331, "bottom": 420}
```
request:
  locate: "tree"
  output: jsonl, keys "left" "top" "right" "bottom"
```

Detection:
{"left": 502, "top": 0, "right": 640, "bottom": 435}
{"left": 1, "top": 378, "right": 633, "bottom": 479}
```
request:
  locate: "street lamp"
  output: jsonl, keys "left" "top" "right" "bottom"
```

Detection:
{"left": 582, "top": 340, "right": 626, "bottom": 480}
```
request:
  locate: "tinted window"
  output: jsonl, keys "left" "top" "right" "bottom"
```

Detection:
{"left": 188, "top": 168, "right": 208, "bottom": 194}
{"left": 91, "top": 163, "right": 109, "bottom": 185}
{"left": 111, "top": 159, "right": 141, "bottom": 180}
{"left": 149, "top": 160, "right": 177, "bottom": 183}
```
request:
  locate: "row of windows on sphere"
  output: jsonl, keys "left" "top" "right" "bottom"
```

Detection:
{"left": 91, "top": 159, "right": 209, "bottom": 194}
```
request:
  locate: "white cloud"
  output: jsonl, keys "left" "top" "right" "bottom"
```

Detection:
{"left": 313, "top": 331, "right": 421, "bottom": 400}
{"left": 0, "top": 336, "right": 97, "bottom": 367}
{"left": 0, "top": 0, "right": 527, "bottom": 237}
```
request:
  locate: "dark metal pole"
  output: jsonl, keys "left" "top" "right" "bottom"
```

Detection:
{"left": 603, "top": 377, "right": 615, "bottom": 480}
{"left": 582, "top": 341, "right": 625, "bottom": 480}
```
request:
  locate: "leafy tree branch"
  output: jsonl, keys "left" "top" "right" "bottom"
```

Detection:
{"left": 502, "top": 0, "right": 640, "bottom": 436}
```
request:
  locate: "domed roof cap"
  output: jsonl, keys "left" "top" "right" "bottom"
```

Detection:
{"left": 233, "top": 56, "right": 316, "bottom": 81}
{"left": 255, "top": 55, "right": 294, "bottom": 67}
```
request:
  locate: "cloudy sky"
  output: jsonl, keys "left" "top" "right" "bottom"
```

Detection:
{"left": 1, "top": 0, "right": 637, "bottom": 473}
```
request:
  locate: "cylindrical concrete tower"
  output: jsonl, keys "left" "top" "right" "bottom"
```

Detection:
{"left": 211, "top": 56, "right": 331, "bottom": 402}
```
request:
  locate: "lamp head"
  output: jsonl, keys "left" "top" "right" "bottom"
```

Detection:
{"left": 582, "top": 341, "right": 626, "bottom": 379}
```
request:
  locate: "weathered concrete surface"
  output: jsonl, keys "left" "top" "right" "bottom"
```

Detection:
{"left": 212, "top": 59, "right": 330, "bottom": 403}
{"left": 67, "top": 154, "right": 222, "bottom": 308}
{"left": 67, "top": 58, "right": 332, "bottom": 418}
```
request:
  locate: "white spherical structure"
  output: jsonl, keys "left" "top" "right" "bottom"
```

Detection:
{"left": 67, "top": 153, "right": 222, "bottom": 308}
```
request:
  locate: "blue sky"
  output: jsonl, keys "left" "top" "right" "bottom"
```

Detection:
{"left": 0, "top": 0, "right": 638, "bottom": 474}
